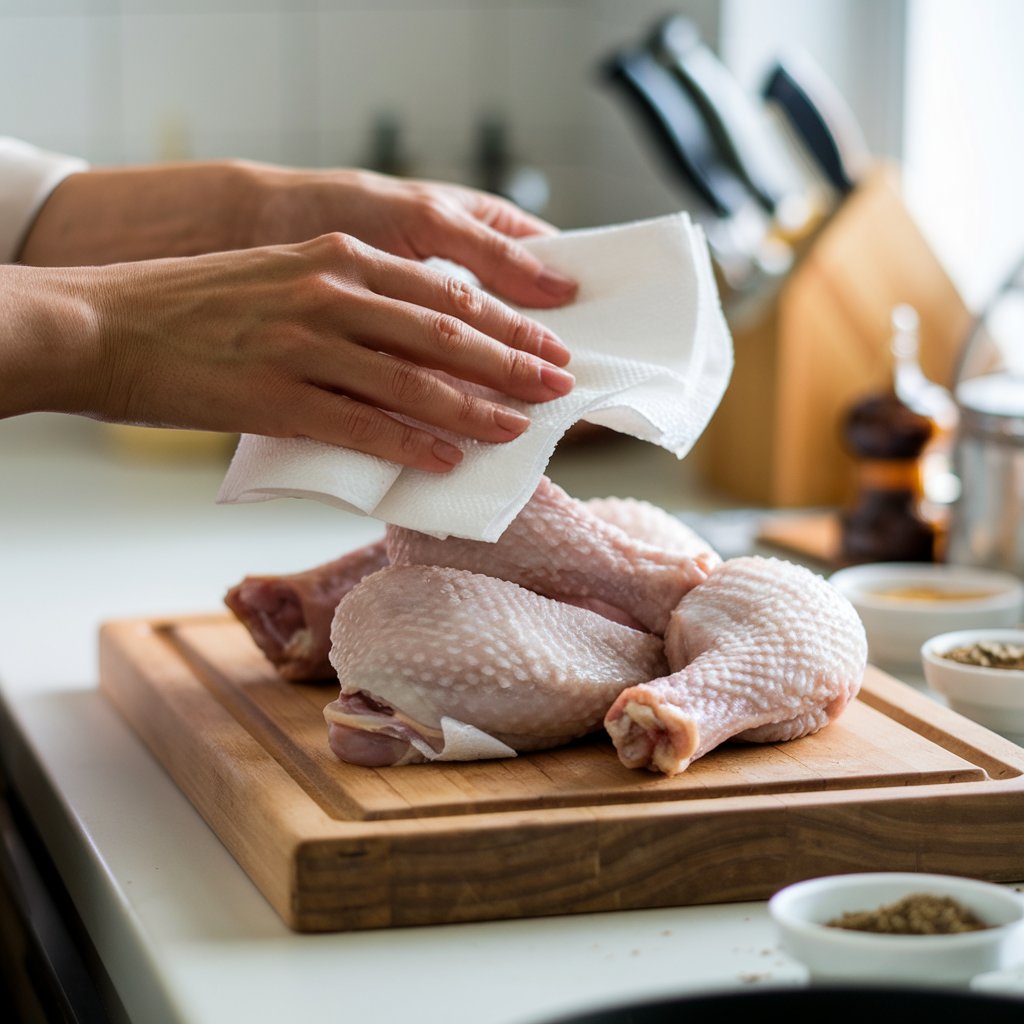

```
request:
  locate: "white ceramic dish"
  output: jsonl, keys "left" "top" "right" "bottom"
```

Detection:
{"left": 769, "top": 872, "right": 1024, "bottom": 987}
{"left": 828, "top": 563, "right": 1024, "bottom": 671}
{"left": 921, "top": 628, "right": 1024, "bottom": 740}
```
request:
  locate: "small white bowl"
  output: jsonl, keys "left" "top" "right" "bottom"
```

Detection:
{"left": 828, "top": 563, "right": 1024, "bottom": 672}
{"left": 769, "top": 872, "right": 1024, "bottom": 987}
{"left": 921, "top": 628, "right": 1024, "bottom": 740}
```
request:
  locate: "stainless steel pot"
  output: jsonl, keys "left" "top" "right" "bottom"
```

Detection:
{"left": 946, "top": 253, "right": 1024, "bottom": 576}
{"left": 947, "top": 372, "right": 1024, "bottom": 574}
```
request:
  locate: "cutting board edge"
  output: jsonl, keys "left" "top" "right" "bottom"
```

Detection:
{"left": 98, "top": 614, "right": 1024, "bottom": 933}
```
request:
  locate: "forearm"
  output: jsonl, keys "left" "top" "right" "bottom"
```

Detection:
{"left": 16, "top": 158, "right": 576, "bottom": 310}
{"left": 17, "top": 161, "right": 261, "bottom": 266}
{"left": 0, "top": 265, "right": 103, "bottom": 417}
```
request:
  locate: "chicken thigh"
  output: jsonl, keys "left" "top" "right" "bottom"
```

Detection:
{"left": 325, "top": 564, "right": 669, "bottom": 766}
{"left": 604, "top": 556, "right": 867, "bottom": 776}
{"left": 387, "top": 477, "right": 712, "bottom": 635}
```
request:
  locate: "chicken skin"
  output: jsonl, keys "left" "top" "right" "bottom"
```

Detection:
{"left": 604, "top": 556, "right": 867, "bottom": 776}
{"left": 224, "top": 484, "right": 718, "bottom": 681}
{"left": 387, "top": 477, "right": 713, "bottom": 636}
{"left": 325, "top": 565, "right": 669, "bottom": 766}
{"left": 224, "top": 480, "right": 865, "bottom": 777}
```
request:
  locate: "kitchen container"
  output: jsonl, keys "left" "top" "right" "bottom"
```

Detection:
{"left": 946, "top": 252, "right": 1024, "bottom": 575}
{"left": 768, "top": 872, "right": 1024, "bottom": 987}
{"left": 828, "top": 561, "right": 1024, "bottom": 673}
{"left": 921, "top": 628, "right": 1024, "bottom": 741}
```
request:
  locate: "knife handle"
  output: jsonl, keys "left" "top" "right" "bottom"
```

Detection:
{"left": 762, "top": 55, "right": 870, "bottom": 196}
{"left": 601, "top": 48, "right": 752, "bottom": 219}
{"left": 649, "top": 15, "right": 805, "bottom": 218}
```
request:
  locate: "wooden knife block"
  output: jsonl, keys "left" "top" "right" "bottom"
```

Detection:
{"left": 693, "top": 164, "right": 971, "bottom": 508}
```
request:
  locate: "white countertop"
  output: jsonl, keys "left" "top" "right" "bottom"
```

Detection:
{"left": 2, "top": 413, "right": 1022, "bottom": 1023}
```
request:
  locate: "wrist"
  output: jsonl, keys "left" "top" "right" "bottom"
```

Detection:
{"left": 20, "top": 160, "right": 262, "bottom": 265}
{"left": 0, "top": 265, "right": 105, "bottom": 418}
{"left": 242, "top": 163, "right": 371, "bottom": 248}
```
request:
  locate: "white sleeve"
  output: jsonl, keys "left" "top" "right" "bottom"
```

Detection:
{"left": 0, "top": 137, "right": 89, "bottom": 263}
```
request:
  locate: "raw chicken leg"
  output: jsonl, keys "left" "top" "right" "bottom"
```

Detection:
{"left": 605, "top": 556, "right": 867, "bottom": 776}
{"left": 325, "top": 564, "right": 669, "bottom": 766}
{"left": 225, "top": 539, "right": 388, "bottom": 680}
{"left": 387, "top": 477, "right": 713, "bottom": 635}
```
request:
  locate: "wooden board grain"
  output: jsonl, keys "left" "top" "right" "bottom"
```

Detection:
{"left": 98, "top": 614, "right": 1024, "bottom": 933}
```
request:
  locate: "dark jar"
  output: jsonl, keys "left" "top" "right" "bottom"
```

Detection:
{"left": 839, "top": 391, "right": 937, "bottom": 564}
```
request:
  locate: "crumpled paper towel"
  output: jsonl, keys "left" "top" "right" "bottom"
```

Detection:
{"left": 217, "top": 211, "right": 733, "bottom": 541}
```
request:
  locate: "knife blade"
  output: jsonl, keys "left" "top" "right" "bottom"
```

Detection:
{"left": 761, "top": 49, "right": 871, "bottom": 196}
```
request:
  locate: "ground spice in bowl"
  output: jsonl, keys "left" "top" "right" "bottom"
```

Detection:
{"left": 940, "top": 641, "right": 1024, "bottom": 670}
{"left": 826, "top": 893, "right": 991, "bottom": 934}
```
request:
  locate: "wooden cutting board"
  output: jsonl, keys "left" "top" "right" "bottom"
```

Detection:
{"left": 98, "top": 614, "right": 1024, "bottom": 933}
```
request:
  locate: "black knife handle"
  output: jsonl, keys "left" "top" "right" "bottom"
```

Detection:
{"left": 649, "top": 14, "right": 801, "bottom": 216}
{"left": 601, "top": 48, "right": 751, "bottom": 219}
{"left": 762, "top": 61, "right": 859, "bottom": 195}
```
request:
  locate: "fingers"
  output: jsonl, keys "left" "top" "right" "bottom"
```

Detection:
{"left": 466, "top": 191, "right": 559, "bottom": 239}
{"left": 365, "top": 298, "right": 575, "bottom": 406}
{"left": 292, "top": 375, "right": 541, "bottom": 474}
{"left": 313, "top": 345, "right": 537, "bottom": 443}
{"left": 292, "top": 386, "right": 468, "bottom": 473}
{"left": 413, "top": 204, "right": 578, "bottom": 309}
{"left": 357, "top": 253, "right": 575, "bottom": 382}
{"left": 284, "top": 238, "right": 579, "bottom": 470}
{"left": 303, "top": 243, "right": 575, "bottom": 407}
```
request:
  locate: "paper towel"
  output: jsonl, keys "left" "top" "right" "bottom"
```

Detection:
{"left": 217, "top": 212, "right": 733, "bottom": 541}
{"left": 410, "top": 717, "right": 517, "bottom": 763}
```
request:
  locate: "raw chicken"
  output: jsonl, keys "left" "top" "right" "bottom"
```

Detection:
{"left": 224, "top": 488, "right": 719, "bottom": 680}
{"left": 584, "top": 496, "right": 719, "bottom": 562}
{"left": 224, "top": 539, "right": 388, "bottom": 680}
{"left": 387, "top": 477, "right": 713, "bottom": 635}
{"left": 604, "top": 556, "right": 867, "bottom": 776}
{"left": 325, "top": 564, "right": 669, "bottom": 766}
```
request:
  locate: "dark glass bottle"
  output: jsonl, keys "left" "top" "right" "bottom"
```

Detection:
{"left": 839, "top": 306, "right": 941, "bottom": 564}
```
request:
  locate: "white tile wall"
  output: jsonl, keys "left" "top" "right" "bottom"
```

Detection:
{"left": 314, "top": 6, "right": 484, "bottom": 172}
{"left": 0, "top": 0, "right": 722, "bottom": 227}
{"left": 119, "top": 12, "right": 288, "bottom": 162}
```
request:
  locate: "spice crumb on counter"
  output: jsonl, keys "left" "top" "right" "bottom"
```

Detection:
{"left": 826, "top": 893, "right": 990, "bottom": 934}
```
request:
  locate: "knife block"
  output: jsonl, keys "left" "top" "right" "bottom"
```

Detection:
{"left": 692, "top": 163, "right": 971, "bottom": 508}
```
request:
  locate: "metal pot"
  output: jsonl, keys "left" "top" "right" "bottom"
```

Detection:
{"left": 946, "top": 251, "right": 1024, "bottom": 576}
{"left": 947, "top": 372, "right": 1024, "bottom": 575}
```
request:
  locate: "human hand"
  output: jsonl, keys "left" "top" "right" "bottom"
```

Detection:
{"left": 246, "top": 167, "right": 578, "bottom": 309}
{"left": 20, "top": 162, "right": 579, "bottom": 311}
{"left": 1, "top": 233, "right": 574, "bottom": 472}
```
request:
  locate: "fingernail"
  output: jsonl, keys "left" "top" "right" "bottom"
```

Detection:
{"left": 493, "top": 407, "right": 530, "bottom": 439}
{"left": 536, "top": 268, "right": 577, "bottom": 297}
{"left": 541, "top": 364, "right": 575, "bottom": 396}
{"left": 539, "top": 332, "right": 572, "bottom": 367}
{"left": 432, "top": 440, "right": 463, "bottom": 467}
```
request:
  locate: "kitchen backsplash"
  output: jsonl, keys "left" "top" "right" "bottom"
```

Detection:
{"left": 0, "top": 0, "right": 725, "bottom": 229}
